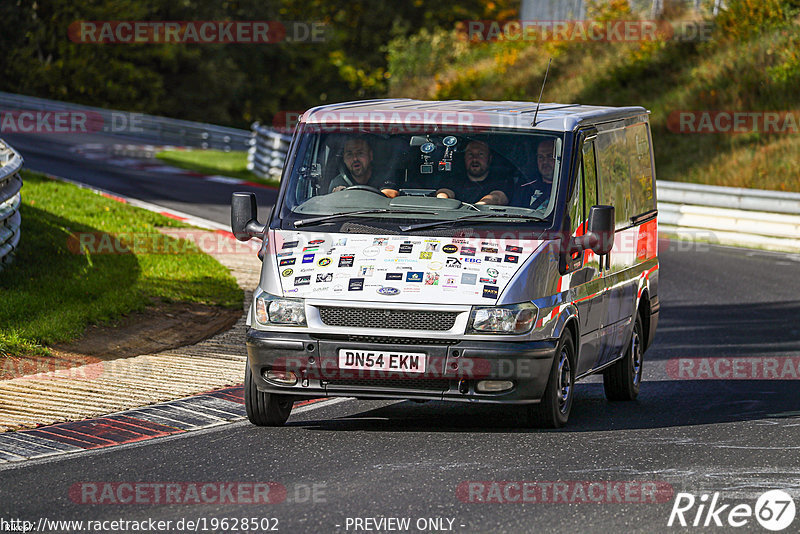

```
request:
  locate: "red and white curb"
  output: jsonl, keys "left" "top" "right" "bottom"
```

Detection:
{"left": 69, "top": 143, "right": 276, "bottom": 190}
{"left": 0, "top": 388, "right": 330, "bottom": 464}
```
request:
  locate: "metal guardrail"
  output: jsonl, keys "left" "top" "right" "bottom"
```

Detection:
{"left": 658, "top": 181, "right": 800, "bottom": 253}
{"left": 0, "top": 138, "right": 23, "bottom": 270}
{"left": 247, "top": 122, "right": 292, "bottom": 181}
{"left": 0, "top": 91, "right": 253, "bottom": 152}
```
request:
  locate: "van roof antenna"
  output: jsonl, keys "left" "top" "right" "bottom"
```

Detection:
{"left": 532, "top": 58, "right": 552, "bottom": 127}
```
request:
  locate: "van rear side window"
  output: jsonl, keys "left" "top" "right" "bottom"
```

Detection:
{"left": 596, "top": 119, "right": 656, "bottom": 229}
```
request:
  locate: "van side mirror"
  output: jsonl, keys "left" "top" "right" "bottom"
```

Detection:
{"left": 587, "top": 205, "right": 615, "bottom": 255}
{"left": 231, "top": 192, "right": 265, "bottom": 241}
{"left": 570, "top": 205, "right": 615, "bottom": 256}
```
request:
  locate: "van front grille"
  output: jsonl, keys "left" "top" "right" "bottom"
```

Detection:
{"left": 317, "top": 307, "right": 459, "bottom": 331}
{"left": 326, "top": 378, "right": 451, "bottom": 391}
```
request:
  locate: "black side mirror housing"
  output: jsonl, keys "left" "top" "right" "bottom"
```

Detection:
{"left": 231, "top": 192, "right": 265, "bottom": 241}
{"left": 570, "top": 204, "right": 615, "bottom": 256}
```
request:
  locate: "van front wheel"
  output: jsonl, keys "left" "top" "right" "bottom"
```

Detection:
{"left": 603, "top": 313, "right": 644, "bottom": 401}
{"left": 524, "top": 334, "right": 576, "bottom": 428}
{"left": 244, "top": 364, "right": 293, "bottom": 426}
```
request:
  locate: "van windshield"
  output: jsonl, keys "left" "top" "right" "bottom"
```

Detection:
{"left": 278, "top": 126, "right": 564, "bottom": 230}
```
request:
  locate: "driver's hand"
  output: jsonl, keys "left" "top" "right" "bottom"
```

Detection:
{"left": 332, "top": 186, "right": 346, "bottom": 193}
{"left": 382, "top": 189, "right": 399, "bottom": 198}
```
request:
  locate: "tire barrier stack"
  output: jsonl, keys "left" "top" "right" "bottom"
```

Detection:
{"left": 247, "top": 122, "right": 292, "bottom": 181}
{"left": 0, "top": 139, "right": 22, "bottom": 271}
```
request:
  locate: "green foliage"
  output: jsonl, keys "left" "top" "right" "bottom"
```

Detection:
{"left": 0, "top": 172, "right": 242, "bottom": 357}
{"left": 155, "top": 149, "right": 274, "bottom": 185}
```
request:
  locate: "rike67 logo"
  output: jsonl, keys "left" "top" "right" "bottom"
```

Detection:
{"left": 668, "top": 490, "right": 796, "bottom": 531}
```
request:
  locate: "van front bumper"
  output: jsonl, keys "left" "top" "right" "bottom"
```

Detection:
{"left": 245, "top": 329, "right": 558, "bottom": 404}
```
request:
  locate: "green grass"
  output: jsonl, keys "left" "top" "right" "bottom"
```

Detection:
{"left": 386, "top": 1, "right": 800, "bottom": 192}
{"left": 155, "top": 149, "right": 278, "bottom": 187}
{"left": 0, "top": 171, "right": 243, "bottom": 358}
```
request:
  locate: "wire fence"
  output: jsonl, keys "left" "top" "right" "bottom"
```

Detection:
{"left": 0, "top": 138, "right": 23, "bottom": 271}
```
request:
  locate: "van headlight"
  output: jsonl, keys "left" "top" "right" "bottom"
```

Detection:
{"left": 467, "top": 302, "right": 537, "bottom": 334}
{"left": 255, "top": 294, "right": 306, "bottom": 326}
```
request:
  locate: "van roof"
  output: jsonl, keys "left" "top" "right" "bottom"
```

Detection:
{"left": 301, "top": 99, "right": 648, "bottom": 132}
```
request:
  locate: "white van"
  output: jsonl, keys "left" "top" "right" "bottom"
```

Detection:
{"left": 232, "top": 100, "right": 659, "bottom": 428}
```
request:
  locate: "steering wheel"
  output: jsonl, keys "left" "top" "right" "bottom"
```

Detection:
{"left": 345, "top": 184, "right": 385, "bottom": 195}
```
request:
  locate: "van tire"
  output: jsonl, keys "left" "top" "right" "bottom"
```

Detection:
{"left": 244, "top": 365, "right": 293, "bottom": 426}
{"left": 603, "top": 313, "right": 644, "bottom": 401}
{"left": 524, "top": 334, "right": 576, "bottom": 428}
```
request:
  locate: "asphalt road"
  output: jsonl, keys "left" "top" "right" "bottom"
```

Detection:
{"left": 2, "top": 131, "right": 800, "bottom": 532}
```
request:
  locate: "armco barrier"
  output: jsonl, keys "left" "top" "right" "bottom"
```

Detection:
{"left": 0, "top": 138, "right": 23, "bottom": 270}
{"left": 0, "top": 91, "right": 252, "bottom": 152}
{"left": 657, "top": 181, "right": 800, "bottom": 253}
{"left": 247, "top": 122, "right": 292, "bottom": 180}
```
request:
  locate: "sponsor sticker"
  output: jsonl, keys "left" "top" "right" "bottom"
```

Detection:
{"left": 279, "top": 258, "right": 296, "bottom": 266}
{"left": 464, "top": 257, "right": 481, "bottom": 264}
{"left": 485, "top": 256, "right": 502, "bottom": 263}
{"left": 334, "top": 238, "right": 347, "bottom": 246}
{"left": 282, "top": 240, "right": 298, "bottom": 249}
{"left": 425, "top": 272, "right": 440, "bottom": 285}
{"left": 483, "top": 285, "right": 499, "bottom": 298}
{"left": 362, "top": 246, "right": 380, "bottom": 257}
{"left": 399, "top": 243, "right": 414, "bottom": 254}
{"left": 419, "top": 251, "right": 433, "bottom": 260}
{"left": 446, "top": 257, "right": 462, "bottom": 268}
{"left": 461, "top": 273, "right": 477, "bottom": 285}
{"left": 339, "top": 255, "right": 354, "bottom": 267}
{"left": 406, "top": 271, "right": 424, "bottom": 282}
{"left": 460, "top": 246, "right": 477, "bottom": 256}
{"left": 302, "top": 253, "right": 315, "bottom": 263}
{"left": 487, "top": 268, "right": 499, "bottom": 278}
{"left": 309, "top": 239, "right": 325, "bottom": 245}
{"left": 506, "top": 245, "right": 523, "bottom": 253}
{"left": 294, "top": 275, "right": 311, "bottom": 286}
{"left": 317, "top": 257, "right": 331, "bottom": 267}
{"left": 373, "top": 237, "right": 388, "bottom": 245}
{"left": 385, "top": 273, "right": 403, "bottom": 280}
{"left": 359, "top": 265, "right": 375, "bottom": 277}
{"left": 504, "top": 254, "right": 519, "bottom": 263}
{"left": 316, "top": 273, "right": 333, "bottom": 283}
{"left": 302, "top": 246, "right": 319, "bottom": 252}
{"left": 377, "top": 286, "right": 400, "bottom": 295}
{"left": 429, "top": 261, "right": 443, "bottom": 270}
{"left": 425, "top": 242, "right": 439, "bottom": 252}
{"left": 348, "top": 278, "right": 364, "bottom": 291}
{"left": 481, "top": 246, "right": 499, "bottom": 253}
{"left": 480, "top": 277, "right": 497, "bottom": 284}
{"left": 442, "top": 244, "right": 459, "bottom": 254}
{"left": 281, "top": 268, "right": 293, "bottom": 277}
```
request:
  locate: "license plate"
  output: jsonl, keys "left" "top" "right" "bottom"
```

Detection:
{"left": 338, "top": 349, "right": 426, "bottom": 373}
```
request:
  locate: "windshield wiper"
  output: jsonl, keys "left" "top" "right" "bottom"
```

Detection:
{"left": 400, "top": 213, "right": 546, "bottom": 232}
{"left": 294, "top": 209, "right": 438, "bottom": 228}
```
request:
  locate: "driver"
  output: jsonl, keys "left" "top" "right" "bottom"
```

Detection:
{"left": 329, "top": 137, "right": 399, "bottom": 198}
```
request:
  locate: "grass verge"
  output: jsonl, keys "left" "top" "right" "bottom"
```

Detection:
{"left": 0, "top": 171, "right": 243, "bottom": 358}
{"left": 155, "top": 149, "right": 278, "bottom": 187}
